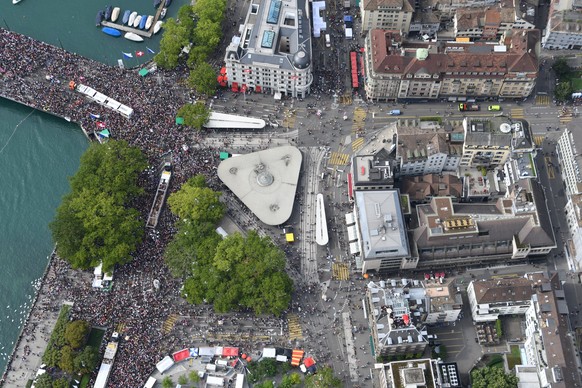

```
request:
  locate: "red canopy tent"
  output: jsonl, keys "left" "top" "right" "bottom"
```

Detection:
{"left": 222, "top": 347, "right": 239, "bottom": 357}
{"left": 172, "top": 348, "right": 190, "bottom": 362}
{"left": 304, "top": 357, "right": 315, "bottom": 368}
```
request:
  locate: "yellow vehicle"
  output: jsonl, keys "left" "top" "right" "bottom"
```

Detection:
{"left": 488, "top": 105, "right": 501, "bottom": 111}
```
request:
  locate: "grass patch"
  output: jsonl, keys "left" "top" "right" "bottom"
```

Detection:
{"left": 487, "top": 354, "right": 504, "bottom": 369}
{"left": 507, "top": 345, "right": 522, "bottom": 370}
{"left": 419, "top": 116, "right": 442, "bottom": 124}
{"left": 571, "top": 77, "right": 582, "bottom": 91}
{"left": 80, "top": 374, "right": 91, "bottom": 388}
{"left": 87, "top": 327, "right": 105, "bottom": 348}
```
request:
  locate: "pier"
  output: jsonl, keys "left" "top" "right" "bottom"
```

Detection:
{"left": 99, "top": 2, "right": 165, "bottom": 38}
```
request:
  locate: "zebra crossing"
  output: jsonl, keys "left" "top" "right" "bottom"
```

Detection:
{"left": 560, "top": 115, "right": 573, "bottom": 124}
{"left": 329, "top": 151, "right": 350, "bottom": 165}
{"left": 535, "top": 94, "right": 551, "bottom": 105}
{"left": 162, "top": 314, "right": 179, "bottom": 334}
{"left": 287, "top": 313, "right": 303, "bottom": 340}
{"left": 282, "top": 108, "right": 296, "bottom": 128}
{"left": 534, "top": 135, "right": 545, "bottom": 147}
{"left": 332, "top": 262, "right": 350, "bottom": 280}
{"left": 510, "top": 108, "right": 525, "bottom": 119}
{"left": 352, "top": 137, "right": 365, "bottom": 152}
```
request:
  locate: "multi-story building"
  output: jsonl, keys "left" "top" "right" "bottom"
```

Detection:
{"left": 396, "top": 125, "right": 463, "bottom": 176}
{"left": 409, "top": 12, "right": 440, "bottom": 37}
{"left": 543, "top": 0, "right": 582, "bottom": 50}
{"left": 454, "top": 5, "right": 534, "bottom": 40}
{"left": 399, "top": 174, "right": 463, "bottom": 203}
{"left": 360, "top": 0, "right": 414, "bottom": 34}
{"left": 363, "top": 29, "right": 539, "bottom": 101}
{"left": 377, "top": 358, "right": 439, "bottom": 388}
{"left": 352, "top": 148, "right": 397, "bottom": 191}
{"left": 224, "top": 0, "right": 313, "bottom": 98}
{"left": 522, "top": 272, "right": 582, "bottom": 388}
{"left": 366, "top": 280, "right": 428, "bottom": 357}
{"left": 411, "top": 180, "right": 555, "bottom": 270}
{"left": 423, "top": 276, "right": 463, "bottom": 324}
{"left": 460, "top": 117, "right": 517, "bottom": 168}
{"left": 557, "top": 128, "right": 582, "bottom": 270}
{"left": 353, "top": 190, "right": 414, "bottom": 272}
{"left": 467, "top": 276, "right": 536, "bottom": 322}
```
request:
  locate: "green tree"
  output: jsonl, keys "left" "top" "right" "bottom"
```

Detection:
{"left": 193, "top": 0, "right": 226, "bottom": 23}
{"left": 58, "top": 345, "right": 75, "bottom": 374}
{"left": 555, "top": 81, "right": 573, "bottom": 102}
{"left": 178, "top": 375, "right": 188, "bottom": 385}
{"left": 33, "top": 374, "right": 53, "bottom": 388}
{"left": 64, "top": 320, "right": 90, "bottom": 349}
{"left": 177, "top": 4, "right": 196, "bottom": 34}
{"left": 188, "top": 62, "right": 218, "bottom": 96}
{"left": 280, "top": 372, "right": 302, "bottom": 387}
{"left": 472, "top": 366, "right": 519, "bottom": 388}
{"left": 50, "top": 140, "right": 146, "bottom": 272}
{"left": 42, "top": 346, "right": 60, "bottom": 368}
{"left": 177, "top": 102, "right": 211, "bottom": 130}
{"left": 168, "top": 176, "right": 224, "bottom": 222}
{"left": 162, "top": 376, "right": 174, "bottom": 388}
{"left": 189, "top": 370, "right": 201, "bottom": 383}
{"left": 304, "top": 366, "right": 342, "bottom": 388}
{"left": 193, "top": 20, "right": 222, "bottom": 50}
{"left": 74, "top": 346, "right": 99, "bottom": 374}
{"left": 552, "top": 57, "right": 572, "bottom": 80}
{"left": 187, "top": 45, "right": 210, "bottom": 68}
{"left": 52, "top": 378, "right": 69, "bottom": 388}
{"left": 155, "top": 18, "right": 190, "bottom": 69}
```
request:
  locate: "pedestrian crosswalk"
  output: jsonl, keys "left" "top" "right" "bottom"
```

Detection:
{"left": 329, "top": 152, "right": 350, "bottom": 165}
{"left": 162, "top": 314, "right": 179, "bottom": 334}
{"left": 560, "top": 116, "right": 573, "bottom": 124}
{"left": 115, "top": 323, "right": 126, "bottom": 333}
{"left": 340, "top": 94, "right": 353, "bottom": 104}
{"left": 535, "top": 94, "right": 551, "bottom": 105}
{"left": 287, "top": 313, "right": 303, "bottom": 340}
{"left": 534, "top": 135, "right": 545, "bottom": 147}
{"left": 352, "top": 137, "right": 365, "bottom": 152}
{"left": 510, "top": 108, "right": 525, "bottom": 119}
{"left": 332, "top": 262, "right": 350, "bottom": 280}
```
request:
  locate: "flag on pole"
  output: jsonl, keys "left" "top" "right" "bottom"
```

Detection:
{"left": 122, "top": 52, "right": 133, "bottom": 58}
{"left": 146, "top": 47, "right": 155, "bottom": 54}
{"left": 89, "top": 113, "right": 100, "bottom": 119}
{"left": 96, "top": 121, "right": 106, "bottom": 128}
{"left": 136, "top": 51, "right": 144, "bottom": 57}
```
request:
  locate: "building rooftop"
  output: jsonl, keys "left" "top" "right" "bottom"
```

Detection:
{"left": 385, "top": 359, "right": 436, "bottom": 388}
{"left": 471, "top": 277, "right": 535, "bottom": 304}
{"left": 400, "top": 174, "right": 463, "bottom": 202}
{"left": 217, "top": 146, "right": 302, "bottom": 225}
{"left": 355, "top": 190, "right": 410, "bottom": 260}
{"left": 463, "top": 116, "right": 515, "bottom": 149}
{"left": 225, "top": 0, "right": 312, "bottom": 71}
{"left": 397, "top": 131, "right": 463, "bottom": 163}
{"left": 352, "top": 148, "right": 396, "bottom": 187}
{"left": 424, "top": 277, "right": 463, "bottom": 314}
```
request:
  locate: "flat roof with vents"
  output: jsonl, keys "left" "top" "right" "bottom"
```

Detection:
{"left": 261, "top": 30, "right": 275, "bottom": 48}
{"left": 267, "top": 0, "right": 282, "bottom": 24}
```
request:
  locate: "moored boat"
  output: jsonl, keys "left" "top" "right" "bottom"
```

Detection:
{"left": 122, "top": 10, "right": 131, "bottom": 24}
{"left": 133, "top": 15, "right": 142, "bottom": 28}
{"left": 95, "top": 10, "right": 105, "bottom": 27}
{"left": 111, "top": 7, "right": 120, "bottom": 22}
{"left": 154, "top": 0, "right": 162, "bottom": 7}
{"left": 139, "top": 14, "right": 147, "bottom": 29}
{"left": 104, "top": 5, "right": 113, "bottom": 21}
{"left": 165, "top": 0, "right": 172, "bottom": 7}
{"left": 102, "top": 27, "right": 122, "bottom": 37}
{"left": 160, "top": 8, "right": 167, "bottom": 19}
{"left": 128, "top": 11, "right": 138, "bottom": 26}
{"left": 12, "top": 0, "right": 23, "bottom": 4}
{"left": 124, "top": 32, "right": 144, "bottom": 42}
{"left": 153, "top": 21, "right": 163, "bottom": 34}
{"left": 145, "top": 15, "right": 154, "bottom": 30}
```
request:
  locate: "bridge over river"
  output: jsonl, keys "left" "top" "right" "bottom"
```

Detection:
{"left": 0, "top": 28, "right": 194, "bottom": 161}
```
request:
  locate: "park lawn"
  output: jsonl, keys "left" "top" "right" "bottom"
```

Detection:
{"left": 487, "top": 354, "right": 504, "bottom": 369}
{"left": 572, "top": 77, "right": 582, "bottom": 91}
{"left": 507, "top": 345, "right": 522, "bottom": 370}
{"left": 87, "top": 327, "right": 105, "bottom": 348}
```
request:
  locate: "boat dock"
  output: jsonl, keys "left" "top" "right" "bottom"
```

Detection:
{"left": 146, "top": 161, "right": 172, "bottom": 229}
{"left": 100, "top": 2, "right": 165, "bottom": 38}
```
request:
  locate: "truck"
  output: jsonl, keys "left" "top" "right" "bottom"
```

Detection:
{"left": 389, "top": 110, "right": 401, "bottom": 115}
{"left": 459, "top": 103, "right": 479, "bottom": 111}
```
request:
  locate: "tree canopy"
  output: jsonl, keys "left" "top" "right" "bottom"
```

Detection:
{"left": 50, "top": 140, "right": 147, "bottom": 272}
{"left": 164, "top": 176, "right": 293, "bottom": 315}
{"left": 304, "top": 366, "right": 342, "bottom": 388}
{"left": 177, "top": 102, "right": 211, "bottom": 130}
{"left": 471, "top": 366, "right": 519, "bottom": 388}
{"left": 188, "top": 62, "right": 218, "bottom": 96}
{"left": 555, "top": 81, "right": 573, "bottom": 102}
{"left": 64, "top": 320, "right": 90, "bottom": 349}
{"left": 552, "top": 57, "right": 572, "bottom": 80}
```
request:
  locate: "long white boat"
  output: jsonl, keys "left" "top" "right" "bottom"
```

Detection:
{"left": 153, "top": 20, "right": 163, "bottom": 34}
{"left": 128, "top": 11, "right": 138, "bottom": 26}
{"left": 12, "top": 0, "right": 23, "bottom": 4}
{"left": 145, "top": 15, "right": 154, "bottom": 30}
{"left": 124, "top": 32, "right": 144, "bottom": 42}
{"left": 132, "top": 15, "right": 142, "bottom": 28}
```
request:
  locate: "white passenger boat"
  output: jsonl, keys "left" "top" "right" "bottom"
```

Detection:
{"left": 111, "top": 7, "right": 120, "bottom": 22}
{"left": 133, "top": 15, "right": 142, "bottom": 28}
{"left": 128, "top": 12, "right": 138, "bottom": 26}
{"left": 124, "top": 32, "right": 144, "bottom": 42}
{"left": 153, "top": 21, "right": 163, "bottom": 34}
{"left": 145, "top": 15, "right": 154, "bottom": 30}
{"left": 12, "top": 0, "right": 23, "bottom": 4}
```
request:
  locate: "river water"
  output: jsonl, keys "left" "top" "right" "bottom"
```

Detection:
{"left": 0, "top": 0, "right": 189, "bottom": 374}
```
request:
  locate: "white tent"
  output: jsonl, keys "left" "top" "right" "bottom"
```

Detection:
{"left": 206, "top": 376, "right": 224, "bottom": 386}
{"left": 143, "top": 377, "right": 156, "bottom": 388}
{"left": 262, "top": 348, "right": 277, "bottom": 358}
{"left": 156, "top": 356, "right": 174, "bottom": 374}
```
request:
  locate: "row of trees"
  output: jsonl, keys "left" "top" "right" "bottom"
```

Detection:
{"left": 471, "top": 366, "right": 519, "bottom": 388}
{"left": 37, "top": 307, "right": 99, "bottom": 387}
{"left": 247, "top": 359, "right": 341, "bottom": 388}
{"left": 50, "top": 140, "right": 147, "bottom": 272}
{"left": 164, "top": 175, "right": 293, "bottom": 315}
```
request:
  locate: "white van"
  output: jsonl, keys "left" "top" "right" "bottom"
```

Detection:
{"left": 325, "top": 34, "right": 331, "bottom": 47}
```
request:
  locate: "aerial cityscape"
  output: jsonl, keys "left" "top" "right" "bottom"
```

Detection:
{"left": 2, "top": 0, "right": 582, "bottom": 386}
